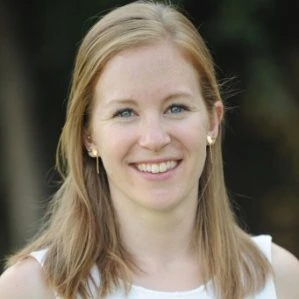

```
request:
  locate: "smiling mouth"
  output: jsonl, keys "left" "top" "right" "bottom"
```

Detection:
{"left": 135, "top": 161, "right": 178, "bottom": 174}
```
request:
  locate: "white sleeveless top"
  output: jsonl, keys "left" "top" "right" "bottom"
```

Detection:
{"left": 30, "top": 235, "right": 277, "bottom": 299}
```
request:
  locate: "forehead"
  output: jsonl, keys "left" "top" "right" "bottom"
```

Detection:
{"left": 94, "top": 41, "right": 201, "bottom": 101}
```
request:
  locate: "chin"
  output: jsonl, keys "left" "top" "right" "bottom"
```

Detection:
{"left": 140, "top": 194, "right": 185, "bottom": 213}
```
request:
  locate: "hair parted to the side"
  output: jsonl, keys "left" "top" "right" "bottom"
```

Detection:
{"left": 7, "top": 1, "right": 272, "bottom": 299}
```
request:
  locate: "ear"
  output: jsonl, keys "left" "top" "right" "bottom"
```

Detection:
{"left": 82, "top": 128, "right": 94, "bottom": 153}
{"left": 208, "top": 100, "right": 223, "bottom": 139}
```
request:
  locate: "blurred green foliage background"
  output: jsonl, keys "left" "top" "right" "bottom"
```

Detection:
{"left": 0, "top": 0, "right": 298, "bottom": 271}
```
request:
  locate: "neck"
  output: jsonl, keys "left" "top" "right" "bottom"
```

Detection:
{"left": 114, "top": 198, "right": 198, "bottom": 268}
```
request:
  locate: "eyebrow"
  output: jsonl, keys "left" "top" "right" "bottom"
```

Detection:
{"left": 164, "top": 91, "right": 194, "bottom": 102}
{"left": 102, "top": 91, "right": 195, "bottom": 106}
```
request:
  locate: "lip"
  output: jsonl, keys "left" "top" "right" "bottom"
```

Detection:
{"left": 130, "top": 157, "right": 182, "bottom": 164}
{"left": 129, "top": 159, "right": 182, "bottom": 181}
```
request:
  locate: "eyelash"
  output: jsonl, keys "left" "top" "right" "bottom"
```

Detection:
{"left": 112, "top": 108, "right": 135, "bottom": 118}
{"left": 166, "top": 103, "right": 189, "bottom": 114}
{"left": 112, "top": 103, "right": 189, "bottom": 118}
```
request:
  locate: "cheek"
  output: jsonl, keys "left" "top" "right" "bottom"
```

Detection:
{"left": 95, "top": 127, "right": 135, "bottom": 160}
{"left": 172, "top": 118, "right": 208, "bottom": 148}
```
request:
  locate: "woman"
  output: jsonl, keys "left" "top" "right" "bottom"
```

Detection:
{"left": 0, "top": 1, "right": 298, "bottom": 298}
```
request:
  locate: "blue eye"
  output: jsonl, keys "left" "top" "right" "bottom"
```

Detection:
{"left": 114, "top": 108, "right": 135, "bottom": 118}
{"left": 167, "top": 104, "right": 188, "bottom": 114}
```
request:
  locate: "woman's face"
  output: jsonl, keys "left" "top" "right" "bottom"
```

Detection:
{"left": 87, "top": 41, "right": 222, "bottom": 214}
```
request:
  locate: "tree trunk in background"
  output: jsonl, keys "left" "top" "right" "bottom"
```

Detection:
{"left": 0, "top": 1, "right": 42, "bottom": 251}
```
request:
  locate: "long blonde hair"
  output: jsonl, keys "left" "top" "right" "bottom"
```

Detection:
{"left": 7, "top": 1, "right": 271, "bottom": 298}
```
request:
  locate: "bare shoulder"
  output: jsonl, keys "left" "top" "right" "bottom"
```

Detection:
{"left": 272, "top": 242, "right": 299, "bottom": 299}
{"left": 0, "top": 257, "right": 55, "bottom": 299}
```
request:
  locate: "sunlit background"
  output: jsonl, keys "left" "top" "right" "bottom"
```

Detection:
{"left": 1, "top": 0, "right": 298, "bottom": 271}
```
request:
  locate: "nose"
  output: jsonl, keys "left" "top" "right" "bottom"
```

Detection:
{"left": 139, "top": 116, "right": 171, "bottom": 151}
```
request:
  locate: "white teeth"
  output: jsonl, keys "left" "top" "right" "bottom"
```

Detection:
{"left": 136, "top": 161, "right": 177, "bottom": 173}
{"left": 152, "top": 164, "right": 159, "bottom": 173}
{"left": 159, "top": 163, "right": 167, "bottom": 173}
